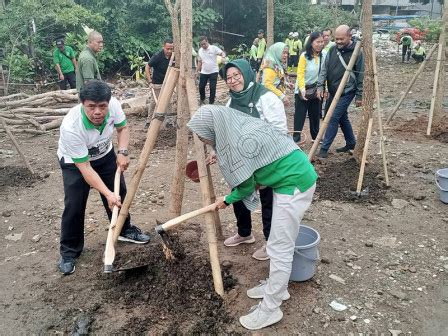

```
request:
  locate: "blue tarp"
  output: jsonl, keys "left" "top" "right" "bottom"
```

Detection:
{"left": 372, "top": 15, "right": 423, "bottom": 20}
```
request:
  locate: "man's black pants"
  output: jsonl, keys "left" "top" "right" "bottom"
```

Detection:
{"left": 59, "top": 150, "right": 131, "bottom": 258}
{"left": 58, "top": 71, "right": 76, "bottom": 90}
{"left": 199, "top": 72, "right": 218, "bottom": 104}
{"left": 294, "top": 94, "right": 321, "bottom": 142}
{"left": 232, "top": 187, "right": 273, "bottom": 241}
{"left": 402, "top": 45, "right": 411, "bottom": 62}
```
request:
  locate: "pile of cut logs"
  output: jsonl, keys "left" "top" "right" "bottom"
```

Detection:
{"left": 0, "top": 89, "right": 79, "bottom": 134}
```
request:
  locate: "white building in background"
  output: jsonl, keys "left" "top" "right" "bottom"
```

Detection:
{"left": 321, "top": 0, "right": 442, "bottom": 18}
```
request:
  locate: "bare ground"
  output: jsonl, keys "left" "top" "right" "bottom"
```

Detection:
{"left": 1, "top": 53, "right": 447, "bottom": 335}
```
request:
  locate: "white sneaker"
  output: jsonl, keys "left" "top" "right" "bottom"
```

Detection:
{"left": 252, "top": 244, "right": 269, "bottom": 261}
{"left": 246, "top": 279, "right": 290, "bottom": 300}
{"left": 239, "top": 303, "right": 283, "bottom": 330}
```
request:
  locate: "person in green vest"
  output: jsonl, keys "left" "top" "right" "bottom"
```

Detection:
{"left": 187, "top": 105, "right": 317, "bottom": 330}
{"left": 285, "top": 32, "right": 294, "bottom": 71}
{"left": 399, "top": 32, "right": 413, "bottom": 63}
{"left": 289, "top": 32, "right": 302, "bottom": 73}
{"left": 256, "top": 29, "right": 267, "bottom": 68}
{"left": 411, "top": 41, "right": 426, "bottom": 63}
{"left": 53, "top": 38, "right": 78, "bottom": 90}
{"left": 76, "top": 31, "right": 103, "bottom": 91}
{"left": 250, "top": 38, "right": 259, "bottom": 72}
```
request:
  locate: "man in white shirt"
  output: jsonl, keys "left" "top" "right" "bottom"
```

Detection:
{"left": 57, "top": 80, "right": 149, "bottom": 275}
{"left": 197, "top": 36, "right": 226, "bottom": 104}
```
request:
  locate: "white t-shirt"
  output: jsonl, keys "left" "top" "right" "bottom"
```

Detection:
{"left": 226, "top": 90, "right": 288, "bottom": 134}
{"left": 198, "top": 45, "right": 223, "bottom": 74}
{"left": 57, "top": 97, "right": 127, "bottom": 164}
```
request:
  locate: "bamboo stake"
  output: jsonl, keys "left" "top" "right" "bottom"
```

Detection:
{"left": 308, "top": 40, "right": 362, "bottom": 160}
{"left": 112, "top": 67, "right": 180, "bottom": 244}
{"left": 186, "top": 76, "right": 224, "bottom": 297}
{"left": 0, "top": 118, "right": 35, "bottom": 174}
{"left": 372, "top": 47, "right": 390, "bottom": 186}
{"left": 356, "top": 117, "right": 373, "bottom": 194}
{"left": 385, "top": 44, "right": 438, "bottom": 125}
{"left": 427, "top": 40, "right": 445, "bottom": 135}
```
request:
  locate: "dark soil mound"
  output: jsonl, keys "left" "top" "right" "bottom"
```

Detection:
{"left": 0, "top": 165, "right": 43, "bottom": 191}
{"left": 97, "top": 234, "right": 237, "bottom": 335}
{"left": 315, "top": 157, "right": 388, "bottom": 203}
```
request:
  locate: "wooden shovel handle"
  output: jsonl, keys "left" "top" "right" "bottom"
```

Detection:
{"left": 160, "top": 203, "right": 217, "bottom": 232}
{"left": 104, "top": 168, "right": 122, "bottom": 269}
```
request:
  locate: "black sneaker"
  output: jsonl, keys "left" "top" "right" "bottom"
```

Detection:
{"left": 118, "top": 226, "right": 150, "bottom": 244}
{"left": 317, "top": 149, "right": 328, "bottom": 158}
{"left": 336, "top": 144, "right": 356, "bottom": 153}
{"left": 58, "top": 257, "right": 76, "bottom": 275}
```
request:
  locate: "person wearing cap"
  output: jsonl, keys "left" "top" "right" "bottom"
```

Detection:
{"left": 76, "top": 31, "right": 103, "bottom": 91}
{"left": 288, "top": 32, "right": 302, "bottom": 73}
{"left": 53, "top": 39, "right": 78, "bottom": 90}
{"left": 256, "top": 29, "right": 267, "bottom": 66}
{"left": 250, "top": 38, "right": 260, "bottom": 72}
{"left": 411, "top": 41, "right": 425, "bottom": 63}
{"left": 285, "top": 33, "right": 294, "bottom": 72}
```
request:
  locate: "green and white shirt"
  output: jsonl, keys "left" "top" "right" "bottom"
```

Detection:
{"left": 57, "top": 97, "right": 127, "bottom": 164}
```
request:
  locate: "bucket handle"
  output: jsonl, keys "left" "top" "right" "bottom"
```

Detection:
{"left": 435, "top": 173, "right": 448, "bottom": 192}
{"left": 294, "top": 247, "right": 320, "bottom": 262}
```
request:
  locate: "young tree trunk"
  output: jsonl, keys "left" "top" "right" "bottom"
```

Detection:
{"left": 430, "top": 5, "right": 447, "bottom": 132}
{"left": 354, "top": 0, "right": 374, "bottom": 162}
{"left": 266, "top": 0, "right": 274, "bottom": 47}
{"left": 168, "top": 0, "right": 192, "bottom": 217}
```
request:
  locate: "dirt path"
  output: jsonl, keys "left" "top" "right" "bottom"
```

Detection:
{"left": 1, "top": 53, "right": 447, "bottom": 335}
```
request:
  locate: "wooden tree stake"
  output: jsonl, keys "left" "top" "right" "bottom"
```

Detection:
{"left": 356, "top": 117, "right": 373, "bottom": 194}
{"left": 308, "top": 41, "right": 362, "bottom": 160}
{"left": 186, "top": 76, "right": 224, "bottom": 297}
{"left": 385, "top": 44, "right": 438, "bottom": 125}
{"left": 372, "top": 47, "right": 390, "bottom": 186}
{"left": 0, "top": 117, "right": 35, "bottom": 174}
{"left": 112, "top": 67, "right": 180, "bottom": 244}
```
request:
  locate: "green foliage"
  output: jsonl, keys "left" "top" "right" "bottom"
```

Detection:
{"left": 408, "top": 18, "right": 443, "bottom": 42}
{"left": 228, "top": 43, "right": 250, "bottom": 61}
{"left": 6, "top": 52, "right": 35, "bottom": 83}
{"left": 128, "top": 54, "right": 145, "bottom": 79}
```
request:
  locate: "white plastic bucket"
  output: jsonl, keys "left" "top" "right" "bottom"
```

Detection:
{"left": 435, "top": 168, "right": 448, "bottom": 204}
{"left": 290, "top": 225, "right": 320, "bottom": 282}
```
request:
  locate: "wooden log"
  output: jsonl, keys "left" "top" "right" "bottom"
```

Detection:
{"left": 17, "top": 115, "right": 45, "bottom": 131}
{"left": 385, "top": 44, "right": 438, "bottom": 125}
{"left": 112, "top": 67, "right": 180, "bottom": 245}
{"left": 2, "top": 90, "right": 77, "bottom": 107}
{"left": 308, "top": 41, "right": 362, "bottom": 160}
{"left": 186, "top": 75, "right": 224, "bottom": 296}
{"left": 0, "top": 92, "right": 29, "bottom": 102}
{"left": 0, "top": 118, "right": 35, "bottom": 174}
{"left": 372, "top": 47, "right": 390, "bottom": 186}
{"left": 0, "top": 128, "right": 46, "bottom": 135}
{"left": 42, "top": 118, "right": 63, "bottom": 130}
{"left": 6, "top": 107, "right": 70, "bottom": 115}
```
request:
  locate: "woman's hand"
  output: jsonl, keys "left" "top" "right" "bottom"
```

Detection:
{"left": 206, "top": 149, "right": 217, "bottom": 165}
{"left": 214, "top": 197, "right": 228, "bottom": 210}
{"left": 283, "top": 95, "right": 291, "bottom": 107}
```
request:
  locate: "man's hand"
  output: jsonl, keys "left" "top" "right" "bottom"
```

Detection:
{"left": 117, "top": 154, "right": 130, "bottom": 171}
{"left": 205, "top": 149, "right": 217, "bottom": 165}
{"left": 355, "top": 99, "right": 363, "bottom": 107}
{"left": 106, "top": 191, "right": 121, "bottom": 210}
{"left": 300, "top": 89, "right": 308, "bottom": 101}
{"left": 58, "top": 73, "right": 64, "bottom": 81}
{"left": 214, "top": 197, "right": 228, "bottom": 210}
{"left": 317, "top": 89, "right": 324, "bottom": 100}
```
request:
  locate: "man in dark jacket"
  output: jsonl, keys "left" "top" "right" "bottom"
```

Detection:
{"left": 317, "top": 25, "right": 364, "bottom": 158}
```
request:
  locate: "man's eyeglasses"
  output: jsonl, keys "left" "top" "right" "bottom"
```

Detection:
{"left": 226, "top": 73, "right": 242, "bottom": 83}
